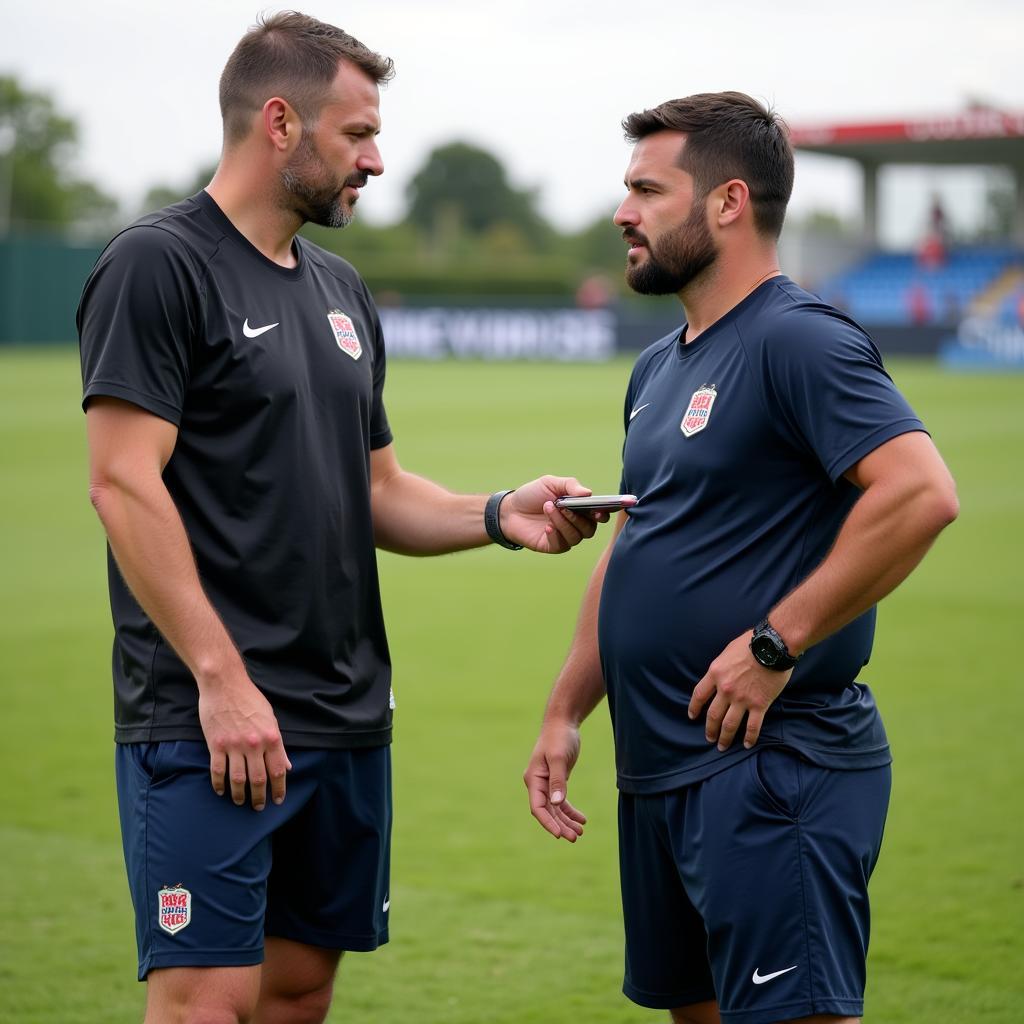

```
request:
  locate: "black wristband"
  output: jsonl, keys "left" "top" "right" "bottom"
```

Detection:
{"left": 484, "top": 489, "right": 523, "bottom": 550}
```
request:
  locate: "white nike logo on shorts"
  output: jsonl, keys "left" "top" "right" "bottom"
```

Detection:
{"left": 752, "top": 965, "right": 798, "bottom": 985}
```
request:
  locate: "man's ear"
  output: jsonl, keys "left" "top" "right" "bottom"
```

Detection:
{"left": 713, "top": 179, "right": 750, "bottom": 228}
{"left": 262, "top": 97, "right": 302, "bottom": 154}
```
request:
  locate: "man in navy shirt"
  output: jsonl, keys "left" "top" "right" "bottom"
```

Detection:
{"left": 525, "top": 92, "right": 958, "bottom": 1024}
{"left": 79, "top": 13, "right": 601, "bottom": 1024}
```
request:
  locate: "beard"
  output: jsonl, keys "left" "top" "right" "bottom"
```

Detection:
{"left": 280, "top": 134, "right": 366, "bottom": 229}
{"left": 624, "top": 201, "right": 717, "bottom": 295}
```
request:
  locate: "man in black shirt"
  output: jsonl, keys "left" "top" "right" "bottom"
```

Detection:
{"left": 78, "top": 13, "right": 599, "bottom": 1023}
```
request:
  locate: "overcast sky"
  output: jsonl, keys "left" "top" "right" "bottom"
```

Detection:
{"left": 3, "top": 0, "right": 1023, "bottom": 244}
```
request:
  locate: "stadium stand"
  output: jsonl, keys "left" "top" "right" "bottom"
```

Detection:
{"left": 819, "top": 246, "right": 1024, "bottom": 326}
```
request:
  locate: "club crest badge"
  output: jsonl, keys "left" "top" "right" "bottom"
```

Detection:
{"left": 680, "top": 385, "right": 717, "bottom": 437}
{"left": 327, "top": 309, "right": 363, "bottom": 360}
{"left": 157, "top": 885, "right": 192, "bottom": 935}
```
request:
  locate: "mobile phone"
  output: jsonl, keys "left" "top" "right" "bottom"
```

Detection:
{"left": 554, "top": 494, "right": 638, "bottom": 513}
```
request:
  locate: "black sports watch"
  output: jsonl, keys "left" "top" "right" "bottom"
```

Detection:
{"left": 484, "top": 489, "right": 523, "bottom": 551}
{"left": 750, "top": 618, "right": 800, "bottom": 671}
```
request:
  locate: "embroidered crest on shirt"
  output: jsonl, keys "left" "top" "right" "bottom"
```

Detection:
{"left": 680, "top": 385, "right": 717, "bottom": 437}
{"left": 327, "top": 309, "right": 363, "bottom": 360}
{"left": 157, "top": 885, "right": 192, "bottom": 935}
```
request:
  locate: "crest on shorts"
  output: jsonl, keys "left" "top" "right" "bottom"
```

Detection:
{"left": 327, "top": 309, "right": 363, "bottom": 360}
{"left": 680, "top": 385, "right": 717, "bottom": 437}
{"left": 157, "top": 885, "right": 192, "bottom": 935}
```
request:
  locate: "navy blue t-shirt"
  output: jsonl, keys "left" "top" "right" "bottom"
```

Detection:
{"left": 598, "top": 276, "right": 925, "bottom": 794}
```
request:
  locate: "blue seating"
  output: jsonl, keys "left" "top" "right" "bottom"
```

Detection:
{"left": 818, "top": 247, "right": 1024, "bottom": 326}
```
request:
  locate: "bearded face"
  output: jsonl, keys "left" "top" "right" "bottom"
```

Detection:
{"left": 623, "top": 195, "right": 718, "bottom": 296}
{"left": 279, "top": 131, "right": 368, "bottom": 229}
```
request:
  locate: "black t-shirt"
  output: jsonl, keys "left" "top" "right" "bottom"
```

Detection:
{"left": 78, "top": 191, "right": 394, "bottom": 748}
{"left": 599, "top": 277, "right": 925, "bottom": 793}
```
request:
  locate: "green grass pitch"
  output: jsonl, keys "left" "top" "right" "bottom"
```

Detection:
{"left": 0, "top": 348, "right": 1021, "bottom": 1022}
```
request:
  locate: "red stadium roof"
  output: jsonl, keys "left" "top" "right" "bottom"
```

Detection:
{"left": 788, "top": 108, "right": 1024, "bottom": 164}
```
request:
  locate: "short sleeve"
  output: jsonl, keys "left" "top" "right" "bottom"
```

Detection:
{"left": 77, "top": 226, "right": 202, "bottom": 425}
{"left": 762, "top": 311, "right": 926, "bottom": 481}
{"left": 359, "top": 282, "right": 393, "bottom": 450}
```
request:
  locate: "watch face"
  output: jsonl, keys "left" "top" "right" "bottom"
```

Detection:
{"left": 752, "top": 636, "right": 779, "bottom": 667}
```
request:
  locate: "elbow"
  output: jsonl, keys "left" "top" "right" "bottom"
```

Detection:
{"left": 88, "top": 470, "right": 132, "bottom": 526}
{"left": 923, "top": 476, "right": 959, "bottom": 536}
{"left": 88, "top": 477, "right": 116, "bottom": 524}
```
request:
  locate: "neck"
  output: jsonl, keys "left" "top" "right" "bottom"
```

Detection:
{"left": 678, "top": 247, "right": 780, "bottom": 342}
{"left": 206, "top": 156, "right": 304, "bottom": 268}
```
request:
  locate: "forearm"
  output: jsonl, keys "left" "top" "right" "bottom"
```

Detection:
{"left": 543, "top": 540, "right": 614, "bottom": 727}
{"left": 371, "top": 469, "right": 489, "bottom": 555}
{"left": 89, "top": 476, "right": 246, "bottom": 687}
{"left": 772, "top": 460, "right": 958, "bottom": 654}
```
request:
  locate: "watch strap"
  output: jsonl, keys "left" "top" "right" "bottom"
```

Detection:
{"left": 484, "top": 489, "right": 523, "bottom": 551}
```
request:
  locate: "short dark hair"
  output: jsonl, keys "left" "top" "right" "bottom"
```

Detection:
{"left": 219, "top": 11, "right": 395, "bottom": 143}
{"left": 622, "top": 92, "right": 794, "bottom": 239}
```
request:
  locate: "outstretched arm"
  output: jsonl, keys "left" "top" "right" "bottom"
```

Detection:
{"left": 86, "top": 397, "right": 290, "bottom": 810}
{"left": 689, "top": 430, "right": 959, "bottom": 751}
{"left": 369, "top": 442, "right": 603, "bottom": 555}
{"left": 524, "top": 511, "right": 628, "bottom": 841}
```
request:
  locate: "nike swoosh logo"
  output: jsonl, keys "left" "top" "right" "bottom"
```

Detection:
{"left": 242, "top": 319, "right": 279, "bottom": 338}
{"left": 629, "top": 403, "right": 650, "bottom": 421}
{"left": 752, "top": 965, "right": 798, "bottom": 985}
{"left": 382, "top": 898, "right": 390, "bottom": 913}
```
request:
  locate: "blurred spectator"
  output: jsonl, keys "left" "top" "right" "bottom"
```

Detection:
{"left": 906, "top": 281, "right": 932, "bottom": 325}
{"left": 917, "top": 231, "right": 945, "bottom": 269}
{"left": 929, "top": 195, "right": 950, "bottom": 244}
{"left": 575, "top": 272, "right": 614, "bottom": 309}
{"left": 917, "top": 195, "right": 949, "bottom": 269}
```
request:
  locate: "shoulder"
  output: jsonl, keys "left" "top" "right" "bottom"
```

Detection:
{"left": 97, "top": 196, "right": 224, "bottom": 279}
{"left": 630, "top": 329, "right": 679, "bottom": 383}
{"left": 749, "top": 278, "right": 882, "bottom": 368}
{"left": 298, "top": 238, "right": 369, "bottom": 293}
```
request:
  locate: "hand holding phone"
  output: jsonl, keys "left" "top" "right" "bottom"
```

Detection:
{"left": 554, "top": 494, "right": 638, "bottom": 513}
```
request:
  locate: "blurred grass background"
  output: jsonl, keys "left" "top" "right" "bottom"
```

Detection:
{"left": 0, "top": 349, "right": 1021, "bottom": 1022}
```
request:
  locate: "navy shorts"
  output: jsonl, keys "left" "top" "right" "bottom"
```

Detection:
{"left": 618, "top": 746, "right": 891, "bottom": 1024}
{"left": 116, "top": 741, "right": 392, "bottom": 980}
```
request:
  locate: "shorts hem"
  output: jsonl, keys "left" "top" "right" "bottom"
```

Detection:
{"left": 719, "top": 999, "right": 864, "bottom": 1024}
{"left": 140, "top": 947, "right": 263, "bottom": 981}
{"left": 623, "top": 980, "right": 716, "bottom": 1010}
{"left": 265, "top": 923, "right": 389, "bottom": 952}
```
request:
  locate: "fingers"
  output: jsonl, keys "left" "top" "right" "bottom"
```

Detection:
{"left": 267, "top": 744, "right": 292, "bottom": 806}
{"left": 544, "top": 501, "right": 595, "bottom": 549}
{"left": 688, "top": 674, "right": 713, "bottom": 720}
{"left": 548, "top": 475, "right": 592, "bottom": 499}
{"left": 210, "top": 749, "right": 226, "bottom": 798}
{"left": 525, "top": 754, "right": 586, "bottom": 841}
{"left": 557, "top": 798, "right": 589, "bottom": 823}
{"left": 551, "top": 803, "right": 585, "bottom": 842}
{"left": 243, "top": 732, "right": 270, "bottom": 810}
{"left": 715, "top": 703, "right": 746, "bottom": 752}
{"left": 210, "top": 736, "right": 291, "bottom": 810}
{"left": 703, "top": 693, "right": 725, "bottom": 745}
{"left": 228, "top": 748, "right": 248, "bottom": 807}
{"left": 527, "top": 773, "right": 564, "bottom": 838}
{"left": 743, "top": 709, "right": 765, "bottom": 749}
{"left": 534, "top": 792, "right": 585, "bottom": 842}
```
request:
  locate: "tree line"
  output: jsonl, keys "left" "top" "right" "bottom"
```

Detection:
{"left": 0, "top": 74, "right": 626, "bottom": 299}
